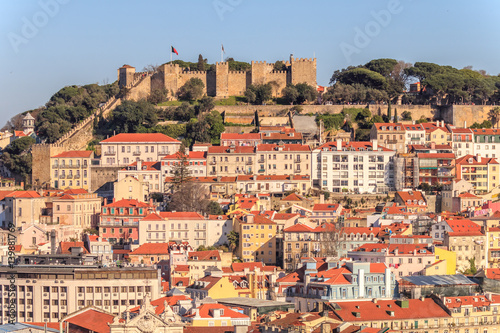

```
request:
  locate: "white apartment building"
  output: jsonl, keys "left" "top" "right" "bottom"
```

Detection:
{"left": 471, "top": 128, "right": 500, "bottom": 159}
{"left": 100, "top": 133, "right": 181, "bottom": 167}
{"left": 0, "top": 264, "right": 159, "bottom": 324}
{"left": 451, "top": 128, "right": 474, "bottom": 158}
{"left": 312, "top": 140, "right": 396, "bottom": 194}
{"left": 138, "top": 212, "right": 233, "bottom": 248}
{"left": 403, "top": 123, "right": 425, "bottom": 150}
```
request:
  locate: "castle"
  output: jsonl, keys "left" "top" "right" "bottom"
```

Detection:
{"left": 118, "top": 55, "right": 317, "bottom": 99}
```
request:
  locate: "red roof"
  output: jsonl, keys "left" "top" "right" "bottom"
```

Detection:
{"left": 220, "top": 133, "right": 261, "bottom": 140}
{"left": 417, "top": 153, "right": 455, "bottom": 159}
{"left": 372, "top": 123, "right": 405, "bottom": 131}
{"left": 446, "top": 219, "right": 481, "bottom": 232}
{"left": 313, "top": 204, "right": 340, "bottom": 212}
{"left": 458, "top": 192, "right": 480, "bottom": 198}
{"left": 162, "top": 151, "right": 207, "bottom": 160}
{"left": 104, "top": 199, "right": 152, "bottom": 208}
{"left": 159, "top": 212, "right": 204, "bottom": 220}
{"left": 59, "top": 241, "right": 89, "bottom": 254}
{"left": 0, "top": 190, "right": 14, "bottom": 201}
{"left": 396, "top": 191, "right": 426, "bottom": 205}
{"left": 208, "top": 146, "right": 255, "bottom": 154}
{"left": 256, "top": 144, "right": 309, "bottom": 152}
{"left": 100, "top": 133, "right": 180, "bottom": 143}
{"left": 444, "top": 295, "right": 490, "bottom": 309}
{"left": 130, "top": 243, "right": 171, "bottom": 255}
{"left": 123, "top": 161, "right": 161, "bottom": 171}
{"left": 485, "top": 268, "right": 500, "bottom": 280}
{"left": 188, "top": 250, "right": 221, "bottom": 261}
{"left": 6, "top": 191, "right": 41, "bottom": 198}
{"left": 25, "top": 323, "right": 61, "bottom": 330}
{"left": 284, "top": 224, "right": 315, "bottom": 233}
{"left": 142, "top": 212, "right": 164, "bottom": 221}
{"left": 51, "top": 150, "right": 93, "bottom": 158}
{"left": 129, "top": 295, "right": 192, "bottom": 315}
{"left": 456, "top": 154, "right": 499, "bottom": 165}
{"left": 331, "top": 298, "right": 449, "bottom": 322}
{"left": 185, "top": 303, "right": 248, "bottom": 319}
{"left": 65, "top": 308, "right": 115, "bottom": 333}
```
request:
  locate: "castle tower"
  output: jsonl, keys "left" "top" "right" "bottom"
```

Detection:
{"left": 23, "top": 112, "right": 35, "bottom": 134}
{"left": 251, "top": 61, "right": 270, "bottom": 85}
{"left": 215, "top": 62, "right": 229, "bottom": 98}
{"left": 290, "top": 55, "right": 317, "bottom": 87}
{"left": 118, "top": 64, "right": 136, "bottom": 88}
{"left": 159, "top": 63, "right": 181, "bottom": 96}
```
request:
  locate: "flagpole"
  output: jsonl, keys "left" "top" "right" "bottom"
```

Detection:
{"left": 170, "top": 46, "right": 172, "bottom": 63}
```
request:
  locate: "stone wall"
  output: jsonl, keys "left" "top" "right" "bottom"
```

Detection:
{"left": 227, "top": 71, "right": 250, "bottom": 96}
{"left": 90, "top": 165, "right": 123, "bottom": 197}
{"left": 290, "top": 57, "right": 317, "bottom": 87}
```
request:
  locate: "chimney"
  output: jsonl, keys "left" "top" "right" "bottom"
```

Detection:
{"left": 320, "top": 193, "right": 325, "bottom": 204}
{"left": 137, "top": 160, "right": 142, "bottom": 170}
{"left": 50, "top": 230, "right": 56, "bottom": 255}
{"left": 430, "top": 142, "right": 436, "bottom": 150}
{"left": 372, "top": 139, "right": 378, "bottom": 151}
{"left": 185, "top": 147, "right": 189, "bottom": 155}
{"left": 464, "top": 120, "right": 467, "bottom": 128}
{"left": 246, "top": 214, "right": 254, "bottom": 224}
{"left": 336, "top": 139, "right": 342, "bottom": 151}
{"left": 477, "top": 154, "right": 481, "bottom": 163}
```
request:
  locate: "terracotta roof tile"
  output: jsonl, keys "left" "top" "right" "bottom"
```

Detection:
{"left": 100, "top": 133, "right": 180, "bottom": 143}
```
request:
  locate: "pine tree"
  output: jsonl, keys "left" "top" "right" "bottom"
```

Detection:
{"left": 169, "top": 150, "right": 192, "bottom": 191}
{"left": 387, "top": 103, "right": 392, "bottom": 122}
{"left": 394, "top": 108, "right": 398, "bottom": 122}
{"left": 197, "top": 54, "right": 205, "bottom": 71}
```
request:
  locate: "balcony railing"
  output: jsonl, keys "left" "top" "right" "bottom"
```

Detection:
{"left": 133, "top": 152, "right": 141, "bottom": 156}
{"left": 104, "top": 151, "right": 116, "bottom": 156}
{"left": 246, "top": 160, "right": 253, "bottom": 165}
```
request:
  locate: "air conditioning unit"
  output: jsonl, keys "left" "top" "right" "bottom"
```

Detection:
{"left": 113, "top": 293, "right": 117, "bottom": 296}
{"left": 44, "top": 306, "right": 48, "bottom": 309}
{"left": 113, "top": 306, "right": 118, "bottom": 309}
{"left": 26, "top": 293, "right": 31, "bottom": 297}
{"left": 104, "top": 294, "right": 109, "bottom": 297}
{"left": 61, "top": 293, "right": 66, "bottom": 297}
{"left": 78, "top": 293, "right": 83, "bottom": 297}
{"left": 32, "top": 280, "right": 37, "bottom": 283}
{"left": 43, "top": 293, "right": 48, "bottom": 297}
{"left": 25, "top": 280, "right": 30, "bottom": 283}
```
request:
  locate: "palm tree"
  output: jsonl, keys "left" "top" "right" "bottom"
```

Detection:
{"left": 488, "top": 106, "right": 500, "bottom": 128}
{"left": 227, "top": 231, "right": 239, "bottom": 252}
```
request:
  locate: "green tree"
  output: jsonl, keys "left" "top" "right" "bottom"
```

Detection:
{"left": 244, "top": 84, "right": 272, "bottom": 105}
{"left": 173, "top": 102, "right": 196, "bottom": 122}
{"left": 178, "top": 78, "right": 205, "bottom": 101}
{"left": 197, "top": 54, "right": 205, "bottom": 71}
{"left": 206, "top": 201, "right": 223, "bottom": 215}
{"left": 282, "top": 84, "right": 299, "bottom": 105}
{"left": 196, "top": 96, "right": 215, "bottom": 114}
{"left": 148, "top": 88, "right": 168, "bottom": 105}
{"left": 401, "top": 111, "right": 412, "bottom": 121}
{"left": 168, "top": 150, "right": 192, "bottom": 194}
{"left": 109, "top": 100, "right": 158, "bottom": 133}
{"left": 295, "top": 83, "right": 318, "bottom": 104}
{"left": 489, "top": 106, "right": 500, "bottom": 128}
{"left": 387, "top": 103, "right": 392, "bottom": 122}
{"left": 227, "top": 231, "right": 239, "bottom": 251}
{"left": 1, "top": 137, "right": 35, "bottom": 180}
{"left": 273, "top": 61, "right": 286, "bottom": 71}
{"left": 365, "top": 58, "right": 398, "bottom": 77}
{"left": 394, "top": 108, "right": 398, "bottom": 122}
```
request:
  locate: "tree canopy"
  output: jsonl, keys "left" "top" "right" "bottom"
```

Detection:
{"left": 178, "top": 78, "right": 205, "bottom": 101}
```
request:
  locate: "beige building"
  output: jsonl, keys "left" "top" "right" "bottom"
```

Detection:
{"left": 100, "top": 133, "right": 181, "bottom": 167}
{"left": 4, "top": 191, "right": 46, "bottom": 228}
{"left": 117, "top": 160, "right": 163, "bottom": 193}
{"left": 444, "top": 230, "right": 486, "bottom": 272}
{"left": 50, "top": 151, "right": 94, "bottom": 190}
{"left": 255, "top": 143, "right": 311, "bottom": 176}
{"left": 0, "top": 265, "right": 160, "bottom": 324}
{"left": 236, "top": 174, "right": 312, "bottom": 196}
{"left": 370, "top": 122, "right": 406, "bottom": 153}
{"left": 50, "top": 189, "right": 102, "bottom": 234}
{"left": 207, "top": 145, "right": 255, "bottom": 176}
{"left": 114, "top": 175, "right": 149, "bottom": 202}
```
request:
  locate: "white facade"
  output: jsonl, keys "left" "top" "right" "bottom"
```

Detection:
{"left": 403, "top": 124, "right": 426, "bottom": 151}
{"left": 312, "top": 140, "right": 396, "bottom": 194}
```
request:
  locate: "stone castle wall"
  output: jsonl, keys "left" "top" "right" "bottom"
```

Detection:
{"left": 153, "top": 56, "right": 316, "bottom": 99}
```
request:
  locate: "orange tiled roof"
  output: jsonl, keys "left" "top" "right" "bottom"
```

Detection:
{"left": 130, "top": 243, "right": 171, "bottom": 255}
{"left": 100, "top": 133, "right": 180, "bottom": 143}
{"left": 51, "top": 150, "right": 93, "bottom": 158}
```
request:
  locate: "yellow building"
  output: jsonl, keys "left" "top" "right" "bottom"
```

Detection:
{"left": 456, "top": 155, "right": 500, "bottom": 193}
{"left": 114, "top": 175, "right": 149, "bottom": 202}
{"left": 487, "top": 226, "right": 500, "bottom": 268}
{"left": 237, "top": 214, "right": 278, "bottom": 264}
{"left": 50, "top": 150, "right": 93, "bottom": 190}
{"left": 183, "top": 303, "right": 251, "bottom": 327}
{"left": 186, "top": 274, "right": 239, "bottom": 300}
{"left": 438, "top": 294, "right": 500, "bottom": 332}
{"left": 434, "top": 247, "right": 457, "bottom": 275}
{"left": 423, "top": 259, "right": 448, "bottom": 275}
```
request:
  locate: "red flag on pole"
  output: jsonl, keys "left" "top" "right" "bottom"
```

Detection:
{"left": 171, "top": 46, "right": 178, "bottom": 55}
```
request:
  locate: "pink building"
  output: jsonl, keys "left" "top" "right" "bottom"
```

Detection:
{"left": 348, "top": 243, "right": 435, "bottom": 278}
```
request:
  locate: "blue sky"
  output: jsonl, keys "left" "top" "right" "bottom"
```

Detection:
{"left": 1, "top": 0, "right": 499, "bottom": 124}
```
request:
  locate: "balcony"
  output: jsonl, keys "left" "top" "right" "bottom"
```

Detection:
{"left": 209, "top": 161, "right": 216, "bottom": 165}
{"left": 104, "top": 151, "right": 116, "bottom": 156}
{"left": 158, "top": 151, "right": 170, "bottom": 156}
{"left": 74, "top": 174, "right": 81, "bottom": 179}
{"left": 246, "top": 160, "right": 253, "bottom": 165}
{"left": 258, "top": 159, "right": 265, "bottom": 163}
{"left": 385, "top": 140, "right": 398, "bottom": 144}
{"left": 133, "top": 151, "right": 141, "bottom": 156}
{"left": 294, "top": 159, "right": 301, "bottom": 163}
{"left": 66, "top": 175, "right": 73, "bottom": 179}
{"left": 258, "top": 169, "right": 265, "bottom": 173}
{"left": 209, "top": 171, "right": 216, "bottom": 175}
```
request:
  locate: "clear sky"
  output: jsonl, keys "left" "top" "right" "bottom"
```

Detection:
{"left": 1, "top": 0, "right": 499, "bottom": 124}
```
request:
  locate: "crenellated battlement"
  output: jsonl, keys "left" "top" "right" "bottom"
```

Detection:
{"left": 120, "top": 54, "right": 315, "bottom": 100}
